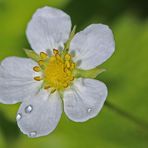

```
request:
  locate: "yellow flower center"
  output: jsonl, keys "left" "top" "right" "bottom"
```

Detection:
{"left": 33, "top": 49, "right": 75, "bottom": 91}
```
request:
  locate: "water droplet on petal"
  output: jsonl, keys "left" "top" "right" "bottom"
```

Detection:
{"left": 16, "top": 113, "right": 22, "bottom": 121}
{"left": 87, "top": 108, "right": 92, "bottom": 113}
{"left": 29, "top": 131, "right": 37, "bottom": 138}
{"left": 25, "top": 105, "right": 33, "bottom": 113}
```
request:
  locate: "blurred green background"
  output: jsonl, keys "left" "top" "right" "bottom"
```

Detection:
{"left": 0, "top": 0, "right": 148, "bottom": 147}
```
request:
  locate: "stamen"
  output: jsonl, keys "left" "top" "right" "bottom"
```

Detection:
{"left": 65, "top": 61, "right": 71, "bottom": 68}
{"left": 38, "top": 60, "right": 44, "bottom": 66}
{"left": 53, "top": 49, "right": 59, "bottom": 55}
{"left": 34, "top": 76, "right": 42, "bottom": 81}
{"left": 44, "top": 84, "right": 50, "bottom": 89}
{"left": 63, "top": 83, "right": 68, "bottom": 88}
{"left": 55, "top": 54, "right": 62, "bottom": 62}
{"left": 33, "top": 66, "right": 41, "bottom": 72}
{"left": 64, "top": 68, "right": 72, "bottom": 76}
{"left": 49, "top": 56, "right": 56, "bottom": 62}
{"left": 71, "top": 63, "right": 75, "bottom": 70}
{"left": 65, "top": 54, "right": 71, "bottom": 61}
{"left": 34, "top": 48, "right": 76, "bottom": 90}
{"left": 40, "top": 52, "right": 48, "bottom": 60}
{"left": 50, "top": 88, "right": 56, "bottom": 93}
{"left": 70, "top": 76, "right": 74, "bottom": 81}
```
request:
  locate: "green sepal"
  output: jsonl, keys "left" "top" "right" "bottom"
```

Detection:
{"left": 74, "top": 67, "right": 106, "bottom": 79}
{"left": 24, "top": 49, "right": 40, "bottom": 62}
{"left": 64, "top": 25, "right": 77, "bottom": 51}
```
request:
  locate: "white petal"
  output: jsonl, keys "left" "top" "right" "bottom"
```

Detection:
{"left": 63, "top": 78, "right": 107, "bottom": 122}
{"left": 0, "top": 57, "right": 41, "bottom": 104}
{"left": 70, "top": 24, "right": 115, "bottom": 70}
{"left": 0, "top": 57, "right": 38, "bottom": 79}
{"left": 17, "top": 90, "right": 62, "bottom": 138}
{"left": 26, "top": 6, "right": 72, "bottom": 54}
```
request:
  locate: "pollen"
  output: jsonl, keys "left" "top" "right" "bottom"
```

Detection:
{"left": 65, "top": 54, "right": 71, "bottom": 61}
{"left": 38, "top": 60, "right": 44, "bottom": 66}
{"left": 40, "top": 52, "right": 48, "bottom": 60}
{"left": 34, "top": 76, "right": 42, "bottom": 81}
{"left": 33, "top": 50, "right": 76, "bottom": 91}
{"left": 53, "top": 49, "right": 59, "bottom": 55}
{"left": 33, "top": 66, "right": 41, "bottom": 72}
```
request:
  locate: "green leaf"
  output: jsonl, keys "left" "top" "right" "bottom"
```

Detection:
{"left": 74, "top": 67, "right": 106, "bottom": 78}
{"left": 24, "top": 49, "right": 40, "bottom": 61}
{"left": 0, "top": 129, "right": 6, "bottom": 148}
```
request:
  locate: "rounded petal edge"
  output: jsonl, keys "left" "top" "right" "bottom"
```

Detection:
{"left": 70, "top": 24, "right": 115, "bottom": 70}
{"left": 63, "top": 78, "right": 108, "bottom": 122}
{"left": 17, "top": 90, "right": 62, "bottom": 138}
{"left": 26, "top": 6, "right": 72, "bottom": 54}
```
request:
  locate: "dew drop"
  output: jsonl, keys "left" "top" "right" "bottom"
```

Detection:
{"left": 29, "top": 131, "right": 37, "bottom": 138}
{"left": 25, "top": 105, "right": 33, "bottom": 113}
{"left": 87, "top": 108, "right": 92, "bottom": 113}
{"left": 16, "top": 113, "right": 22, "bottom": 121}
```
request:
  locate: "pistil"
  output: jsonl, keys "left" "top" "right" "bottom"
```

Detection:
{"left": 33, "top": 49, "right": 76, "bottom": 91}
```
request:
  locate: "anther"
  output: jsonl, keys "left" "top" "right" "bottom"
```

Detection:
{"left": 51, "top": 88, "right": 56, "bottom": 93}
{"left": 38, "top": 60, "right": 44, "bottom": 66}
{"left": 33, "top": 66, "right": 40, "bottom": 72}
{"left": 41, "top": 49, "right": 76, "bottom": 90}
{"left": 34, "top": 76, "right": 42, "bottom": 81}
{"left": 40, "top": 52, "right": 48, "bottom": 60}
{"left": 70, "top": 76, "right": 74, "bottom": 81}
{"left": 49, "top": 56, "right": 56, "bottom": 62}
{"left": 44, "top": 85, "right": 50, "bottom": 89}
{"left": 65, "top": 61, "right": 70, "bottom": 68}
{"left": 71, "top": 63, "right": 76, "bottom": 70}
{"left": 63, "top": 83, "right": 68, "bottom": 88}
{"left": 55, "top": 54, "right": 62, "bottom": 62}
{"left": 65, "top": 68, "right": 72, "bottom": 76}
{"left": 53, "top": 49, "right": 59, "bottom": 55}
{"left": 65, "top": 54, "right": 71, "bottom": 61}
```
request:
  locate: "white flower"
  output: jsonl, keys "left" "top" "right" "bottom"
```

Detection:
{"left": 0, "top": 6, "right": 115, "bottom": 138}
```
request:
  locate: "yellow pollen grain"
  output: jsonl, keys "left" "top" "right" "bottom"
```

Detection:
{"left": 50, "top": 88, "right": 56, "bottom": 93}
{"left": 71, "top": 63, "right": 75, "bottom": 69}
{"left": 38, "top": 60, "right": 44, "bottom": 66}
{"left": 65, "top": 54, "right": 71, "bottom": 61}
{"left": 63, "top": 83, "right": 68, "bottom": 88}
{"left": 70, "top": 76, "right": 74, "bottom": 81}
{"left": 34, "top": 76, "right": 42, "bottom": 81}
{"left": 55, "top": 54, "right": 62, "bottom": 62}
{"left": 53, "top": 49, "right": 59, "bottom": 55}
{"left": 49, "top": 56, "right": 56, "bottom": 62}
{"left": 40, "top": 52, "right": 48, "bottom": 60}
{"left": 64, "top": 68, "right": 72, "bottom": 75}
{"left": 33, "top": 66, "right": 41, "bottom": 72}
{"left": 44, "top": 84, "right": 50, "bottom": 89}
{"left": 65, "top": 61, "right": 71, "bottom": 68}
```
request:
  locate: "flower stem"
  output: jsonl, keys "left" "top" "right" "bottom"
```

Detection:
{"left": 105, "top": 101, "right": 148, "bottom": 131}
